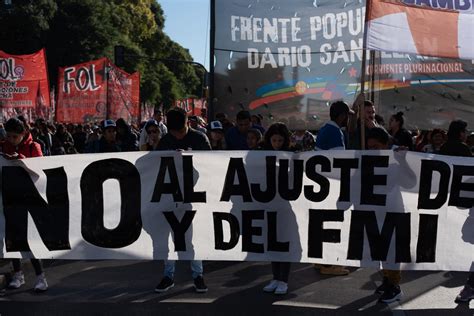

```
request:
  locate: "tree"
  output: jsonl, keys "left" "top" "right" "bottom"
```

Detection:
{"left": 0, "top": 0, "right": 203, "bottom": 110}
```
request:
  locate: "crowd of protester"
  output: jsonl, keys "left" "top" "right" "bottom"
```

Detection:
{"left": 0, "top": 98, "right": 473, "bottom": 303}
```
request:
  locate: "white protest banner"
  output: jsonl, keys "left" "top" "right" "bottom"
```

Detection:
{"left": 0, "top": 150, "right": 473, "bottom": 271}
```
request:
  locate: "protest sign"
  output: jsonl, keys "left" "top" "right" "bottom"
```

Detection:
{"left": 0, "top": 150, "right": 472, "bottom": 271}
{"left": 212, "top": 0, "right": 474, "bottom": 130}
{"left": 0, "top": 49, "right": 51, "bottom": 121}
{"left": 56, "top": 58, "right": 140, "bottom": 123}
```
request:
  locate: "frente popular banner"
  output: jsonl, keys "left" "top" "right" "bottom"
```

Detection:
{"left": 0, "top": 151, "right": 473, "bottom": 272}
{"left": 56, "top": 58, "right": 140, "bottom": 123}
{"left": 212, "top": 0, "right": 474, "bottom": 131}
{"left": 0, "top": 49, "right": 51, "bottom": 120}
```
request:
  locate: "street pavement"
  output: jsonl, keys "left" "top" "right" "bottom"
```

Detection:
{"left": 0, "top": 260, "right": 472, "bottom": 315}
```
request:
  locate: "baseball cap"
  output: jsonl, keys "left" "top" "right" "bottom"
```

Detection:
{"left": 103, "top": 119, "right": 116, "bottom": 129}
{"left": 145, "top": 119, "right": 159, "bottom": 130}
{"left": 330, "top": 101, "right": 355, "bottom": 119}
{"left": 209, "top": 120, "right": 223, "bottom": 131}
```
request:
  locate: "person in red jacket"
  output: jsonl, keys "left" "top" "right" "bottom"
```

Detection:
{"left": 2, "top": 117, "right": 43, "bottom": 159}
{"left": 1, "top": 117, "right": 48, "bottom": 292}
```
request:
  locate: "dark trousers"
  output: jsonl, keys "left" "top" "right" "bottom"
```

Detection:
{"left": 468, "top": 272, "right": 474, "bottom": 287}
{"left": 12, "top": 259, "right": 43, "bottom": 276}
{"left": 272, "top": 262, "right": 291, "bottom": 283}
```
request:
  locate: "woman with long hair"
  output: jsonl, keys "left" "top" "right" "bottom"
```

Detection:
{"left": 261, "top": 122, "right": 293, "bottom": 295}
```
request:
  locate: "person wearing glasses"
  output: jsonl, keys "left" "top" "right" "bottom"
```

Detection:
{"left": 140, "top": 119, "right": 161, "bottom": 151}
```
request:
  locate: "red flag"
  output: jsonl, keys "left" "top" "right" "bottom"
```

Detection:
{"left": 0, "top": 48, "right": 51, "bottom": 120}
{"left": 107, "top": 61, "right": 140, "bottom": 123}
{"left": 366, "top": 0, "right": 474, "bottom": 60}
{"left": 56, "top": 58, "right": 108, "bottom": 123}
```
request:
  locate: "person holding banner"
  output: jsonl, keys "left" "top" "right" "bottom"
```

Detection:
{"left": 261, "top": 122, "right": 294, "bottom": 295}
{"left": 437, "top": 120, "right": 473, "bottom": 303}
{"left": 0, "top": 117, "right": 48, "bottom": 292}
{"left": 314, "top": 101, "right": 353, "bottom": 276}
{"left": 365, "top": 127, "right": 405, "bottom": 303}
{"left": 155, "top": 107, "right": 210, "bottom": 293}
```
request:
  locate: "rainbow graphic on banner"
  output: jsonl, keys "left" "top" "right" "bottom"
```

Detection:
{"left": 249, "top": 77, "right": 474, "bottom": 110}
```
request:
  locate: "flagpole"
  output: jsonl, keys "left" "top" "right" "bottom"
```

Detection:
{"left": 359, "top": 0, "right": 373, "bottom": 150}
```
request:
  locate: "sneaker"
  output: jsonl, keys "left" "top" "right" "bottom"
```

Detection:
{"left": 455, "top": 285, "right": 474, "bottom": 303}
{"left": 375, "top": 277, "right": 389, "bottom": 295}
{"left": 8, "top": 272, "right": 25, "bottom": 289}
{"left": 263, "top": 280, "right": 279, "bottom": 293}
{"left": 34, "top": 273, "right": 48, "bottom": 292}
{"left": 319, "top": 265, "right": 350, "bottom": 276}
{"left": 379, "top": 284, "right": 402, "bottom": 303}
{"left": 193, "top": 276, "right": 208, "bottom": 293}
{"left": 274, "top": 281, "right": 288, "bottom": 295}
{"left": 155, "top": 277, "right": 174, "bottom": 293}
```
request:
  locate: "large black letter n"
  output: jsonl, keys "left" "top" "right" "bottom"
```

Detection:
{"left": 2, "top": 166, "right": 70, "bottom": 252}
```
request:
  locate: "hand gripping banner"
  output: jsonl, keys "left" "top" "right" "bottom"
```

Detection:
{"left": 0, "top": 150, "right": 473, "bottom": 271}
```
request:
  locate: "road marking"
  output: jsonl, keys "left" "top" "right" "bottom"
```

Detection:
{"left": 80, "top": 266, "right": 97, "bottom": 272}
{"left": 160, "top": 298, "right": 217, "bottom": 304}
{"left": 109, "top": 292, "right": 128, "bottom": 300}
{"left": 131, "top": 298, "right": 154, "bottom": 303}
{"left": 273, "top": 300, "right": 339, "bottom": 309}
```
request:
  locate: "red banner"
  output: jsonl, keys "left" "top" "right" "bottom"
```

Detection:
{"left": 56, "top": 58, "right": 140, "bottom": 123}
{"left": 0, "top": 49, "right": 51, "bottom": 121}
{"left": 175, "top": 98, "right": 208, "bottom": 119}
{"left": 56, "top": 58, "right": 108, "bottom": 123}
{"left": 107, "top": 64, "right": 140, "bottom": 123}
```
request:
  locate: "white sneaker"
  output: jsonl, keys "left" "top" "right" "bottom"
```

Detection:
{"left": 34, "top": 273, "right": 48, "bottom": 292}
{"left": 274, "top": 281, "right": 288, "bottom": 295}
{"left": 8, "top": 272, "right": 25, "bottom": 289}
{"left": 263, "top": 280, "right": 279, "bottom": 293}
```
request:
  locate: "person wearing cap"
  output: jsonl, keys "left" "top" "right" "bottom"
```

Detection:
{"left": 139, "top": 119, "right": 161, "bottom": 151}
{"left": 139, "top": 108, "right": 168, "bottom": 149}
{"left": 208, "top": 120, "right": 226, "bottom": 150}
{"left": 85, "top": 119, "right": 121, "bottom": 153}
{"left": 314, "top": 101, "right": 354, "bottom": 276}
{"left": 315, "top": 101, "right": 354, "bottom": 151}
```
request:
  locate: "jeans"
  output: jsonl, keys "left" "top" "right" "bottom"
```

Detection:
{"left": 12, "top": 259, "right": 43, "bottom": 276}
{"left": 468, "top": 272, "right": 474, "bottom": 287}
{"left": 383, "top": 269, "right": 401, "bottom": 286}
{"left": 272, "top": 262, "right": 291, "bottom": 283}
{"left": 164, "top": 260, "right": 203, "bottom": 280}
